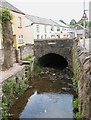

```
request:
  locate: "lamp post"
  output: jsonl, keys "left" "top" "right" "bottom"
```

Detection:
{"left": 82, "top": 0, "right": 88, "bottom": 47}
{"left": 83, "top": 0, "right": 85, "bottom": 47}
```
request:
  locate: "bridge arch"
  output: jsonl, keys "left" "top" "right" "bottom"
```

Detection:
{"left": 38, "top": 53, "right": 68, "bottom": 68}
{"left": 34, "top": 39, "right": 73, "bottom": 68}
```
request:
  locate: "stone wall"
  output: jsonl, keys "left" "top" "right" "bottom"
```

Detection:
{"left": 0, "top": 63, "right": 32, "bottom": 114}
{"left": 34, "top": 38, "right": 73, "bottom": 68}
{"left": 0, "top": 44, "right": 34, "bottom": 67}
{"left": 0, "top": 49, "right": 4, "bottom": 70}
{"left": 19, "top": 44, "right": 34, "bottom": 60}
{"left": 73, "top": 38, "right": 91, "bottom": 118}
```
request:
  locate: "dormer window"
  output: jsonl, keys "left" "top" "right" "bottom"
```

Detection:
{"left": 18, "top": 17, "right": 22, "bottom": 28}
{"left": 57, "top": 26, "right": 60, "bottom": 31}
{"left": 51, "top": 25, "right": 54, "bottom": 31}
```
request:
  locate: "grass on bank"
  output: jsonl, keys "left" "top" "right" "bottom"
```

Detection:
{"left": 24, "top": 56, "right": 33, "bottom": 62}
{"left": 33, "top": 58, "right": 40, "bottom": 73}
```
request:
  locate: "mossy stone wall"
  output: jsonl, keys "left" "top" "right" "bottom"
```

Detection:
{"left": 73, "top": 39, "right": 91, "bottom": 118}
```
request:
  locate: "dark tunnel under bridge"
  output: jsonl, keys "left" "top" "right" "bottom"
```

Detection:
{"left": 38, "top": 53, "right": 68, "bottom": 68}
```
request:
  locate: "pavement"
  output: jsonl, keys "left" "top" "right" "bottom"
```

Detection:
{"left": 0, "top": 63, "right": 25, "bottom": 120}
{"left": 79, "top": 38, "right": 91, "bottom": 52}
{"left": 0, "top": 63, "right": 24, "bottom": 84}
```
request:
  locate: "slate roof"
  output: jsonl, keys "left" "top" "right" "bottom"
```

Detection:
{"left": 0, "top": 0, "right": 25, "bottom": 15}
{"left": 25, "top": 14, "right": 59, "bottom": 26}
{"left": 52, "top": 19, "right": 70, "bottom": 28}
{"left": 75, "top": 24, "right": 86, "bottom": 29}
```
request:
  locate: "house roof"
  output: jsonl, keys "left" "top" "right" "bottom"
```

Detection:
{"left": 0, "top": 0, "right": 25, "bottom": 15}
{"left": 52, "top": 19, "right": 70, "bottom": 28}
{"left": 25, "top": 14, "right": 59, "bottom": 26}
{"left": 75, "top": 24, "right": 85, "bottom": 29}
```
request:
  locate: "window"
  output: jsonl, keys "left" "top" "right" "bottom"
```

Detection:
{"left": 37, "top": 35, "right": 39, "bottom": 39}
{"left": 51, "top": 25, "right": 54, "bottom": 31}
{"left": 62, "top": 28, "right": 66, "bottom": 31}
{"left": 57, "top": 26, "right": 60, "bottom": 31}
{"left": 44, "top": 25, "right": 47, "bottom": 33}
{"left": 36, "top": 25, "right": 39, "bottom": 33}
{"left": 45, "top": 35, "right": 47, "bottom": 39}
{"left": 18, "top": 35, "right": 23, "bottom": 43}
{"left": 41, "top": 35, "right": 43, "bottom": 39}
{"left": 18, "top": 17, "right": 22, "bottom": 27}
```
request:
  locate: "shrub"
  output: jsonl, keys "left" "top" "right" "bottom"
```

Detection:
{"left": 73, "top": 98, "right": 79, "bottom": 109}
{"left": 1, "top": 102, "right": 8, "bottom": 119}
{"left": 72, "top": 77, "right": 78, "bottom": 91}
{"left": 34, "top": 58, "right": 40, "bottom": 72}
{"left": 75, "top": 112, "right": 82, "bottom": 120}
{"left": 34, "top": 65, "right": 40, "bottom": 72}
{"left": 17, "top": 82, "right": 26, "bottom": 95}
{"left": 2, "top": 79, "right": 13, "bottom": 94}
{"left": 24, "top": 56, "right": 33, "bottom": 62}
{"left": 2, "top": 8, "right": 13, "bottom": 23}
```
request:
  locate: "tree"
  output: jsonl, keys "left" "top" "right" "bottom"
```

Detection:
{"left": 70, "top": 19, "right": 76, "bottom": 26}
{"left": 2, "top": 8, "right": 14, "bottom": 69}
{"left": 78, "top": 19, "right": 89, "bottom": 28}
{"left": 89, "top": 21, "right": 91, "bottom": 28}
{"left": 78, "top": 19, "right": 84, "bottom": 26}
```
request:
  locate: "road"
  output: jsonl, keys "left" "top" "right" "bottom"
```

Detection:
{"left": 79, "top": 38, "right": 91, "bottom": 52}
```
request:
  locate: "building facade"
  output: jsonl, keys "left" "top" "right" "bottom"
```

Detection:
{"left": 53, "top": 20, "right": 72, "bottom": 38}
{"left": 12, "top": 11, "right": 26, "bottom": 49}
{"left": 0, "top": 0, "right": 26, "bottom": 49}
{"left": 25, "top": 15, "right": 71, "bottom": 45}
{"left": 25, "top": 15, "right": 60, "bottom": 44}
{"left": 75, "top": 24, "right": 87, "bottom": 39}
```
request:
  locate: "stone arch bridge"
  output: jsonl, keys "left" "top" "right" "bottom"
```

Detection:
{"left": 34, "top": 38, "right": 74, "bottom": 68}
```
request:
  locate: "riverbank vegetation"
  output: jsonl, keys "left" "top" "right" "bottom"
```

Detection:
{"left": 72, "top": 47, "right": 83, "bottom": 119}
{"left": 1, "top": 77, "right": 29, "bottom": 119}
{"left": 24, "top": 56, "right": 33, "bottom": 62}
{"left": 1, "top": 56, "right": 40, "bottom": 119}
{"left": 34, "top": 58, "right": 40, "bottom": 73}
{"left": 72, "top": 76, "right": 82, "bottom": 120}
{"left": 1, "top": 59, "right": 33, "bottom": 119}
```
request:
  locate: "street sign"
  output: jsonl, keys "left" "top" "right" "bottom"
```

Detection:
{"left": 81, "top": 12, "right": 88, "bottom": 20}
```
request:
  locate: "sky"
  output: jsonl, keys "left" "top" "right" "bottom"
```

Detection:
{"left": 6, "top": 0, "right": 90, "bottom": 24}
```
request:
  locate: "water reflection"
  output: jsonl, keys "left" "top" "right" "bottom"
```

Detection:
{"left": 20, "top": 91, "right": 73, "bottom": 118}
{"left": 8, "top": 68, "right": 75, "bottom": 119}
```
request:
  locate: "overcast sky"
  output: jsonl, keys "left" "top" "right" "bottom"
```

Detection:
{"left": 6, "top": 0, "right": 90, "bottom": 24}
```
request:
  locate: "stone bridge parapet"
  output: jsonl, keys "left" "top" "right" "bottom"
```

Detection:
{"left": 34, "top": 38, "right": 74, "bottom": 68}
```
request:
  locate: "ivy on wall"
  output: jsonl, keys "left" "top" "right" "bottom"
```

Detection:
{"left": 2, "top": 8, "right": 13, "bottom": 23}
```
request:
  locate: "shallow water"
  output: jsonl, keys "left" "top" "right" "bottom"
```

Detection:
{"left": 8, "top": 67, "right": 75, "bottom": 119}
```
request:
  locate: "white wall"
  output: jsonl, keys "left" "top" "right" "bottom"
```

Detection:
{"left": 25, "top": 18, "right": 34, "bottom": 44}
{"left": 25, "top": 25, "right": 34, "bottom": 44}
{"left": 25, "top": 19, "right": 72, "bottom": 45}
{"left": 70, "top": 28, "right": 77, "bottom": 38}
{"left": 34, "top": 24, "right": 52, "bottom": 39}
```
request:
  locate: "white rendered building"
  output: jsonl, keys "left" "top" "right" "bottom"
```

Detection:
{"left": 25, "top": 15, "right": 71, "bottom": 45}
